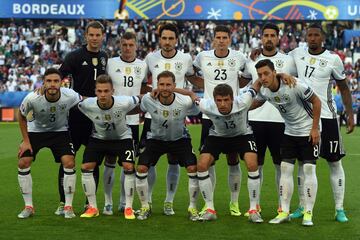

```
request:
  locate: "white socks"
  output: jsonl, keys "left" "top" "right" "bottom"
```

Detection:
{"left": 165, "top": 164, "right": 180, "bottom": 203}
{"left": 81, "top": 169, "right": 97, "bottom": 208}
{"left": 63, "top": 167, "right": 76, "bottom": 207}
{"left": 274, "top": 164, "right": 281, "bottom": 208}
{"left": 188, "top": 172, "right": 199, "bottom": 209}
{"left": 228, "top": 164, "right": 241, "bottom": 203}
{"left": 103, "top": 163, "right": 116, "bottom": 206}
{"left": 18, "top": 167, "right": 33, "bottom": 207}
{"left": 297, "top": 162, "right": 305, "bottom": 208}
{"left": 135, "top": 172, "right": 149, "bottom": 208}
{"left": 328, "top": 160, "right": 345, "bottom": 210}
{"left": 147, "top": 166, "right": 156, "bottom": 204}
{"left": 279, "top": 162, "right": 295, "bottom": 213}
{"left": 124, "top": 171, "right": 135, "bottom": 209}
{"left": 303, "top": 163, "right": 318, "bottom": 213}
{"left": 247, "top": 169, "right": 260, "bottom": 211}
{"left": 198, "top": 171, "right": 214, "bottom": 210}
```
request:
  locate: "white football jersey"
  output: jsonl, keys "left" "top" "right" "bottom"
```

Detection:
{"left": 145, "top": 50, "right": 194, "bottom": 89}
{"left": 289, "top": 47, "right": 345, "bottom": 119}
{"left": 198, "top": 92, "right": 254, "bottom": 137}
{"left": 257, "top": 79, "right": 320, "bottom": 136}
{"left": 242, "top": 51, "right": 297, "bottom": 122}
{"left": 106, "top": 56, "right": 147, "bottom": 125}
{"left": 140, "top": 93, "right": 199, "bottom": 141}
{"left": 193, "top": 49, "right": 246, "bottom": 119}
{"left": 78, "top": 96, "right": 140, "bottom": 140}
{"left": 19, "top": 88, "right": 81, "bottom": 132}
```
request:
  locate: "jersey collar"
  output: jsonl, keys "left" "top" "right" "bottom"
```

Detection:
{"left": 97, "top": 96, "right": 114, "bottom": 110}
{"left": 161, "top": 49, "right": 177, "bottom": 59}
{"left": 214, "top": 49, "right": 230, "bottom": 58}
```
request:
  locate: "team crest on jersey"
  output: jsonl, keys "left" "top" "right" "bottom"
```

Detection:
{"left": 162, "top": 110, "right": 169, "bottom": 118}
{"left": 173, "top": 109, "right": 181, "bottom": 117}
{"left": 282, "top": 94, "right": 290, "bottom": 102}
{"left": 114, "top": 110, "right": 122, "bottom": 119}
{"left": 274, "top": 96, "right": 281, "bottom": 103}
{"left": 319, "top": 60, "right": 327, "bottom": 67}
{"left": 275, "top": 60, "right": 284, "bottom": 68}
{"left": 104, "top": 114, "right": 111, "bottom": 121}
{"left": 134, "top": 66, "right": 142, "bottom": 76}
{"left": 175, "top": 62, "right": 183, "bottom": 72}
{"left": 100, "top": 57, "right": 106, "bottom": 66}
{"left": 50, "top": 106, "right": 56, "bottom": 113}
{"left": 228, "top": 59, "right": 236, "bottom": 68}
{"left": 59, "top": 104, "right": 67, "bottom": 111}
{"left": 165, "top": 63, "right": 171, "bottom": 70}
{"left": 125, "top": 67, "right": 132, "bottom": 75}
{"left": 92, "top": 58, "right": 98, "bottom": 66}
{"left": 217, "top": 60, "right": 224, "bottom": 67}
{"left": 309, "top": 58, "right": 316, "bottom": 65}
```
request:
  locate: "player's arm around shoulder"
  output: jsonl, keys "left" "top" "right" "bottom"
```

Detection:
{"left": 248, "top": 79, "right": 265, "bottom": 110}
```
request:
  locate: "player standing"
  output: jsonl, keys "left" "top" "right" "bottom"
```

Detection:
{"left": 289, "top": 24, "right": 354, "bottom": 222}
{"left": 103, "top": 32, "right": 149, "bottom": 214}
{"left": 252, "top": 59, "right": 321, "bottom": 226}
{"left": 56, "top": 21, "right": 108, "bottom": 215}
{"left": 193, "top": 25, "right": 247, "bottom": 216}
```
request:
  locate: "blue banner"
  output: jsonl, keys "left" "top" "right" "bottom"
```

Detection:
{"left": 0, "top": 0, "right": 360, "bottom": 20}
{"left": 0, "top": 91, "right": 29, "bottom": 108}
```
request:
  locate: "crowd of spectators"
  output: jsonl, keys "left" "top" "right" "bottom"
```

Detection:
{"left": 0, "top": 18, "right": 360, "bottom": 93}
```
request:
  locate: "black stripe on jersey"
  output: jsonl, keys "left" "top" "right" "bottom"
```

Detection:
{"left": 299, "top": 96, "right": 313, "bottom": 118}
{"left": 132, "top": 96, "right": 137, "bottom": 104}
{"left": 331, "top": 73, "right": 345, "bottom": 81}
{"left": 303, "top": 89, "right": 314, "bottom": 101}
{"left": 327, "top": 82, "right": 337, "bottom": 119}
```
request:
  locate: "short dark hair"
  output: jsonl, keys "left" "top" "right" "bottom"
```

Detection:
{"left": 307, "top": 23, "right": 325, "bottom": 35}
{"left": 213, "top": 84, "right": 233, "bottom": 98}
{"left": 262, "top": 23, "right": 279, "bottom": 36}
{"left": 86, "top": 21, "right": 105, "bottom": 34}
{"left": 43, "top": 68, "right": 62, "bottom": 79}
{"left": 255, "top": 59, "right": 275, "bottom": 71}
{"left": 214, "top": 25, "right": 231, "bottom": 37}
{"left": 96, "top": 74, "right": 113, "bottom": 87}
{"left": 159, "top": 23, "right": 179, "bottom": 38}
{"left": 122, "top": 31, "right": 137, "bottom": 41}
{"left": 157, "top": 71, "right": 175, "bottom": 83}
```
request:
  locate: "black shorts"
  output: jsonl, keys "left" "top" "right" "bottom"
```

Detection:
{"left": 83, "top": 138, "right": 135, "bottom": 165}
{"left": 129, "top": 124, "right": 139, "bottom": 155}
{"left": 249, "top": 121, "right": 284, "bottom": 165}
{"left": 280, "top": 135, "right": 319, "bottom": 163}
{"left": 139, "top": 118, "right": 151, "bottom": 149}
{"left": 21, "top": 131, "right": 75, "bottom": 163}
{"left": 200, "top": 118, "right": 213, "bottom": 151}
{"left": 320, "top": 118, "right": 345, "bottom": 162}
{"left": 138, "top": 138, "right": 197, "bottom": 168}
{"left": 69, "top": 108, "right": 93, "bottom": 152}
{"left": 201, "top": 134, "right": 257, "bottom": 161}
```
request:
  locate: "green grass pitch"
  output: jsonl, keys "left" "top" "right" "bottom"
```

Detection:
{"left": 0, "top": 123, "right": 359, "bottom": 240}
